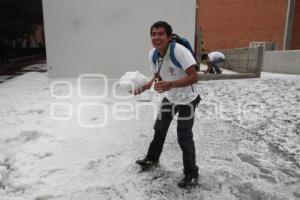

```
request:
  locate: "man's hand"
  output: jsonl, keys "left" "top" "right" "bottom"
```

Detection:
{"left": 154, "top": 81, "right": 172, "bottom": 93}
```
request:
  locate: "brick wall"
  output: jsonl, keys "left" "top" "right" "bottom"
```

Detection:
{"left": 291, "top": 0, "right": 300, "bottom": 49}
{"left": 197, "top": 0, "right": 287, "bottom": 51}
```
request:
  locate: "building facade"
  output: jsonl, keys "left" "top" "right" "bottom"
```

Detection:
{"left": 197, "top": 0, "right": 300, "bottom": 51}
{"left": 291, "top": 0, "right": 300, "bottom": 49}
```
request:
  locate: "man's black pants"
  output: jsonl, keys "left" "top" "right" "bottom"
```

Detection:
{"left": 146, "top": 95, "right": 200, "bottom": 177}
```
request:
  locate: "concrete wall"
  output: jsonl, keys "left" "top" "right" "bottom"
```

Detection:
{"left": 42, "top": 0, "right": 196, "bottom": 78}
{"left": 220, "top": 46, "right": 263, "bottom": 76}
{"left": 263, "top": 50, "right": 300, "bottom": 74}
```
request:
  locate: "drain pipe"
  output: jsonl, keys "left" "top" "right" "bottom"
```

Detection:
{"left": 283, "top": 0, "right": 296, "bottom": 50}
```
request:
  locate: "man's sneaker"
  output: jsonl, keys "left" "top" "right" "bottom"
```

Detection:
{"left": 177, "top": 175, "right": 199, "bottom": 188}
{"left": 135, "top": 158, "right": 158, "bottom": 168}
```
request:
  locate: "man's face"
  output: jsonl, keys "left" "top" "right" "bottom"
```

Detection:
{"left": 151, "top": 27, "right": 171, "bottom": 53}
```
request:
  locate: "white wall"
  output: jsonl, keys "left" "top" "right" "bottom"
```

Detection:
{"left": 263, "top": 50, "right": 300, "bottom": 75}
{"left": 43, "top": 0, "right": 196, "bottom": 78}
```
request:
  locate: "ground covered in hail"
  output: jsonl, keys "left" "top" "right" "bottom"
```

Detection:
{"left": 0, "top": 68, "right": 299, "bottom": 200}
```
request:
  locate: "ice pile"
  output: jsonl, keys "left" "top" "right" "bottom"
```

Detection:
{"left": 119, "top": 71, "right": 150, "bottom": 92}
{"left": 200, "top": 63, "right": 208, "bottom": 69}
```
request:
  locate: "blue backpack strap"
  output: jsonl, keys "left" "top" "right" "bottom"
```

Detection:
{"left": 151, "top": 49, "right": 159, "bottom": 66}
{"left": 170, "top": 41, "right": 182, "bottom": 68}
{"left": 180, "top": 38, "right": 194, "bottom": 56}
{"left": 152, "top": 42, "right": 183, "bottom": 68}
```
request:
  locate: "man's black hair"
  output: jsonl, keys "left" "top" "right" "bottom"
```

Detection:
{"left": 150, "top": 21, "right": 173, "bottom": 36}
{"left": 201, "top": 53, "right": 208, "bottom": 61}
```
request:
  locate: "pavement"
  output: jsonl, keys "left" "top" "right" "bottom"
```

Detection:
{"left": 0, "top": 54, "right": 47, "bottom": 84}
